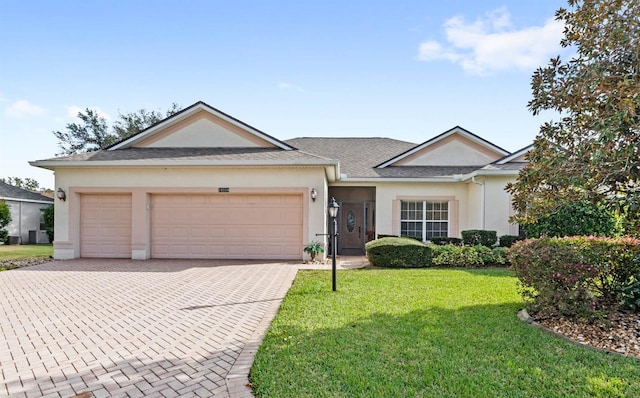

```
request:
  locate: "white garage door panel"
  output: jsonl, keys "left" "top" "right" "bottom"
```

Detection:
{"left": 151, "top": 194, "right": 303, "bottom": 259}
{"left": 80, "top": 194, "right": 132, "bottom": 258}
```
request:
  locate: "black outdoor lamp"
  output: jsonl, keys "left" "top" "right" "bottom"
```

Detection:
{"left": 328, "top": 197, "right": 340, "bottom": 291}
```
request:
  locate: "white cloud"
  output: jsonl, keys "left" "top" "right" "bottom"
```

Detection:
{"left": 418, "top": 8, "right": 564, "bottom": 74}
{"left": 66, "top": 105, "right": 112, "bottom": 120}
{"left": 5, "top": 99, "right": 45, "bottom": 118}
{"left": 278, "top": 82, "right": 304, "bottom": 92}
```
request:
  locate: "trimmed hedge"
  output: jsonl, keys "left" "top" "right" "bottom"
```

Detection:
{"left": 432, "top": 245, "right": 482, "bottom": 267}
{"left": 366, "top": 237, "right": 511, "bottom": 268}
{"left": 498, "top": 235, "right": 523, "bottom": 248}
{"left": 431, "top": 245, "right": 509, "bottom": 267}
{"left": 430, "top": 237, "right": 463, "bottom": 246}
{"left": 509, "top": 236, "right": 640, "bottom": 318}
{"left": 461, "top": 230, "right": 497, "bottom": 247}
{"left": 365, "top": 237, "right": 433, "bottom": 268}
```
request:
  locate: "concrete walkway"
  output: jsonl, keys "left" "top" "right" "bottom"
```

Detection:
{"left": 0, "top": 257, "right": 368, "bottom": 398}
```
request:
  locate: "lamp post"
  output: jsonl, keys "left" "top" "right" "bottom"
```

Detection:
{"left": 328, "top": 197, "right": 340, "bottom": 291}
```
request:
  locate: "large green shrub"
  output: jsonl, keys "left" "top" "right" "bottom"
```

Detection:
{"left": 43, "top": 205, "right": 54, "bottom": 243}
{"left": 432, "top": 245, "right": 483, "bottom": 267}
{"left": 365, "top": 237, "right": 433, "bottom": 268}
{"left": 523, "top": 200, "right": 620, "bottom": 238}
{"left": 461, "top": 230, "right": 497, "bottom": 247}
{"left": 0, "top": 200, "right": 11, "bottom": 244}
{"left": 490, "top": 247, "right": 509, "bottom": 266}
{"left": 498, "top": 235, "right": 523, "bottom": 248}
{"left": 430, "top": 237, "right": 463, "bottom": 246}
{"left": 431, "top": 245, "right": 509, "bottom": 267}
{"left": 509, "top": 236, "right": 640, "bottom": 318}
{"left": 620, "top": 272, "right": 640, "bottom": 312}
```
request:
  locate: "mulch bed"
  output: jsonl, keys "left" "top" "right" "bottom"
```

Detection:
{"left": 524, "top": 310, "right": 640, "bottom": 359}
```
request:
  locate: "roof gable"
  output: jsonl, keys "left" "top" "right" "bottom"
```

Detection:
{"left": 109, "top": 101, "right": 295, "bottom": 151}
{"left": 376, "top": 126, "right": 510, "bottom": 168}
{"left": 494, "top": 144, "right": 533, "bottom": 164}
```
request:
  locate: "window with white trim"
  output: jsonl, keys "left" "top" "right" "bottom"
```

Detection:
{"left": 400, "top": 200, "right": 449, "bottom": 241}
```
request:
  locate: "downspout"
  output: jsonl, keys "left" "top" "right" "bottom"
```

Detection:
{"left": 18, "top": 201, "right": 22, "bottom": 243}
{"left": 471, "top": 176, "right": 485, "bottom": 230}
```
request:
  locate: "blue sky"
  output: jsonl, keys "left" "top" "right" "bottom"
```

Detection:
{"left": 1, "top": 0, "right": 570, "bottom": 188}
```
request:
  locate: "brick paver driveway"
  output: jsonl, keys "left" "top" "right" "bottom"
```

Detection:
{"left": 0, "top": 259, "right": 299, "bottom": 398}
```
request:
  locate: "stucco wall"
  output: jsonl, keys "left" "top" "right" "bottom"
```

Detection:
{"left": 5, "top": 199, "right": 52, "bottom": 244}
{"left": 367, "top": 177, "right": 516, "bottom": 240}
{"left": 483, "top": 175, "right": 518, "bottom": 237}
{"left": 53, "top": 166, "right": 329, "bottom": 259}
{"left": 374, "top": 181, "right": 470, "bottom": 238}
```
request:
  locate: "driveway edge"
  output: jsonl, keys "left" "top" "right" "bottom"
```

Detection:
{"left": 225, "top": 265, "right": 299, "bottom": 397}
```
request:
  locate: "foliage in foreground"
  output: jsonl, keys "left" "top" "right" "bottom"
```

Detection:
{"left": 251, "top": 269, "right": 640, "bottom": 397}
{"left": 508, "top": 0, "right": 640, "bottom": 233}
{"left": 523, "top": 200, "right": 621, "bottom": 238}
{"left": 509, "top": 236, "right": 640, "bottom": 318}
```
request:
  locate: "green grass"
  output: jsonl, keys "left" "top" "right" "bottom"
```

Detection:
{"left": 0, "top": 244, "right": 53, "bottom": 261}
{"left": 251, "top": 269, "right": 640, "bottom": 397}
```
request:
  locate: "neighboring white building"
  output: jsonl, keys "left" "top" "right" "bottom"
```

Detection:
{"left": 0, "top": 182, "right": 53, "bottom": 244}
{"left": 31, "top": 101, "right": 530, "bottom": 260}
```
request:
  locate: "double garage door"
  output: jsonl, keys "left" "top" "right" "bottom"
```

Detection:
{"left": 80, "top": 193, "right": 303, "bottom": 259}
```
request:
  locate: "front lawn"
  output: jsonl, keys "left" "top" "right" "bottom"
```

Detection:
{"left": 0, "top": 244, "right": 53, "bottom": 261}
{"left": 251, "top": 269, "right": 640, "bottom": 397}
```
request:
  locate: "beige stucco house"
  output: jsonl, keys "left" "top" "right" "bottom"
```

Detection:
{"left": 31, "top": 101, "right": 530, "bottom": 261}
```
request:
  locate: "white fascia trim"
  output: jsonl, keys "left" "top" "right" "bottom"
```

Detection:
{"left": 338, "top": 177, "right": 463, "bottom": 183}
{"left": 30, "top": 159, "right": 338, "bottom": 168}
{"left": 109, "top": 103, "right": 293, "bottom": 151}
{"left": 496, "top": 145, "right": 533, "bottom": 164}
{"left": 458, "top": 169, "right": 520, "bottom": 181}
{"left": 326, "top": 164, "right": 341, "bottom": 183}
{"left": 0, "top": 197, "right": 54, "bottom": 205}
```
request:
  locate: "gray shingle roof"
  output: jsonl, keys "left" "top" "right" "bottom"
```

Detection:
{"left": 285, "top": 137, "right": 490, "bottom": 178}
{"left": 37, "top": 137, "right": 526, "bottom": 179}
{"left": 0, "top": 182, "right": 54, "bottom": 202}
{"left": 285, "top": 137, "right": 417, "bottom": 177}
{"left": 373, "top": 166, "right": 484, "bottom": 178}
{"left": 42, "top": 147, "right": 333, "bottom": 163}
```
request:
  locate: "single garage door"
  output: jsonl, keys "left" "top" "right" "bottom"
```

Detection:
{"left": 151, "top": 194, "right": 303, "bottom": 259}
{"left": 80, "top": 194, "right": 132, "bottom": 258}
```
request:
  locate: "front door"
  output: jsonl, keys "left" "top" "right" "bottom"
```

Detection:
{"left": 340, "top": 202, "right": 364, "bottom": 254}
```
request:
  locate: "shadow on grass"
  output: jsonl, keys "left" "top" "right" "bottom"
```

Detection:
{"left": 252, "top": 302, "right": 640, "bottom": 398}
